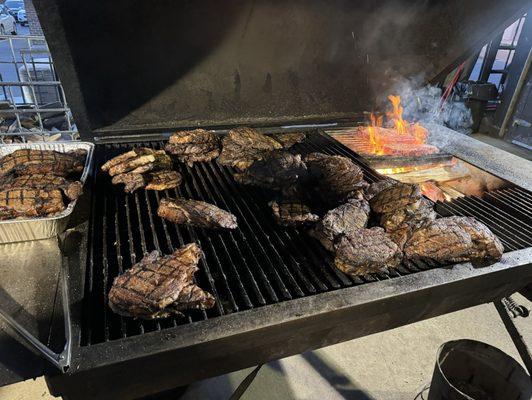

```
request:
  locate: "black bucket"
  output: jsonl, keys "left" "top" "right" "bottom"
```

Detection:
{"left": 428, "top": 339, "right": 532, "bottom": 400}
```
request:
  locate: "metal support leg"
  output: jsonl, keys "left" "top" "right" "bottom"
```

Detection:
{"left": 494, "top": 299, "right": 532, "bottom": 375}
{"left": 0, "top": 259, "right": 72, "bottom": 372}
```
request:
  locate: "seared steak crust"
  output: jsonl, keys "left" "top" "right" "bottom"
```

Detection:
{"left": 269, "top": 199, "right": 319, "bottom": 227}
{"left": 404, "top": 216, "right": 504, "bottom": 266}
{"left": 335, "top": 227, "right": 402, "bottom": 276}
{"left": 0, "top": 149, "right": 84, "bottom": 178}
{"left": 369, "top": 183, "right": 422, "bottom": 214}
{"left": 157, "top": 198, "right": 238, "bottom": 229}
{"left": 108, "top": 244, "right": 215, "bottom": 319}
{"left": 310, "top": 199, "right": 370, "bottom": 251}
{"left": 165, "top": 129, "right": 220, "bottom": 166}
{"left": 234, "top": 151, "right": 307, "bottom": 191}
{"left": 0, "top": 188, "right": 65, "bottom": 219}
{"left": 271, "top": 132, "right": 306, "bottom": 148}
{"left": 380, "top": 198, "right": 437, "bottom": 248}
{"left": 2, "top": 174, "right": 83, "bottom": 200}
{"left": 364, "top": 179, "right": 397, "bottom": 200}
{"left": 304, "top": 152, "right": 364, "bottom": 205}
{"left": 218, "top": 127, "right": 282, "bottom": 170}
{"left": 112, "top": 170, "right": 182, "bottom": 193}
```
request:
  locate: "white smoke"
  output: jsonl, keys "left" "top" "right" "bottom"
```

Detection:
{"left": 384, "top": 77, "right": 473, "bottom": 134}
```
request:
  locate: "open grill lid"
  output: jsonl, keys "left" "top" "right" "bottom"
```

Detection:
{"left": 35, "top": 0, "right": 530, "bottom": 139}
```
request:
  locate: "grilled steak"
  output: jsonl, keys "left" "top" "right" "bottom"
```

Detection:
{"left": 218, "top": 127, "right": 283, "bottom": 170}
{"left": 404, "top": 216, "right": 504, "bottom": 266}
{"left": 112, "top": 170, "right": 182, "bottom": 193}
{"left": 271, "top": 132, "right": 306, "bottom": 148}
{"left": 1, "top": 174, "right": 83, "bottom": 200}
{"left": 380, "top": 198, "right": 437, "bottom": 248}
{"left": 145, "top": 170, "right": 182, "bottom": 191}
{"left": 165, "top": 129, "right": 221, "bottom": 166}
{"left": 369, "top": 182, "right": 422, "bottom": 214}
{"left": 102, "top": 148, "right": 172, "bottom": 176}
{"left": 0, "top": 189, "right": 65, "bottom": 220}
{"left": 233, "top": 151, "right": 307, "bottom": 191}
{"left": 158, "top": 198, "right": 238, "bottom": 229}
{"left": 304, "top": 152, "right": 364, "bottom": 205}
{"left": 334, "top": 227, "right": 402, "bottom": 276}
{"left": 310, "top": 199, "right": 370, "bottom": 251}
{"left": 0, "top": 149, "right": 84, "bottom": 178}
{"left": 269, "top": 199, "right": 319, "bottom": 227}
{"left": 108, "top": 244, "right": 215, "bottom": 319}
{"left": 364, "top": 179, "right": 397, "bottom": 200}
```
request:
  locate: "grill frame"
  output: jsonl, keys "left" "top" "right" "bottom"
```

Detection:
{"left": 45, "top": 128, "right": 532, "bottom": 400}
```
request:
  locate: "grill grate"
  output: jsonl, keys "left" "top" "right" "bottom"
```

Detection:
{"left": 80, "top": 132, "right": 531, "bottom": 345}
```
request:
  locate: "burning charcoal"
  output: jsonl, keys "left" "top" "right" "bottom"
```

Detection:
{"left": 0, "top": 188, "right": 65, "bottom": 220}
{"left": 157, "top": 198, "right": 238, "bottom": 230}
{"left": 108, "top": 244, "right": 215, "bottom": 319}
{"left": 404, "top": 216, "right": 503, "bottom": 267}
{"left": 165, "top": 129, "right": 221, "bottom": 166}
{"left": 334, "top": 227, "right": 402, "bottom": 276}
{"left": 233, "top": 151, "right": 307, "bottom": 191}
{"left": 0, "top": 149, "right": 84, "bottom": 178}
{"left": 369, "top": 182, "right": 422, "bottom": 214}
{"left": 271, "top": 132, "right": 306, "bottom": 149}
{"left": 304, "top": 152, "right": 364, "bottom": 206}
{"left": 217, "top": 126, "right": 283, "bottom": 170}
{"left": 1, "top": 174, "right": 83, "bottom": 200}
{"left": 310, "top": 198, "right": 370, "bottom": 251}
{"left": 269, "top": 199, "right": 319, "bottom": 227}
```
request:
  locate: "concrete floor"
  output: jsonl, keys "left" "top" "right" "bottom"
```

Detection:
{"left": 1, "top": 296, "right": 529, "bottom": 400}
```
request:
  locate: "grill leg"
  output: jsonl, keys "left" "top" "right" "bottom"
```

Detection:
{"left": 494, "top": 299, "right": 532, "bottom": 375}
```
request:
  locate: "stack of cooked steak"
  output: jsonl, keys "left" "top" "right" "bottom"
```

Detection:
{"left": 101, "top": 147, "right": 181, "bottom": 193}
{"left": 0, "top": 148, "right": 86, "bottom": 220}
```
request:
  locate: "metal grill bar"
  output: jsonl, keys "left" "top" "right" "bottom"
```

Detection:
{"left": 81, "top": 132, "right": 532, "bottom": 345}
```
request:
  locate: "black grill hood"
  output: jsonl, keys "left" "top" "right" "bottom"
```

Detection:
{"left": 34, "top": 0, "right": 531, "bottom": 139}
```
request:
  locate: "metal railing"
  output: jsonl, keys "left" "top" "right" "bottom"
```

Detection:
{"left": 0, "top": 34, "right": 77, "bottom": 143}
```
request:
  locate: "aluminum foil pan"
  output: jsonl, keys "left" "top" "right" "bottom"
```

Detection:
{"left": 0, "top": 141, "right": 94, "bottom": 243}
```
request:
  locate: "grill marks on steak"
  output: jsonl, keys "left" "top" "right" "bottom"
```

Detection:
{"left": 102, "top": 147, "right": 180, "bottom": 193}
{"left": 271, "top": 132, "right": 306, "bottom": 149}
{"left": 158, "top": 198, "right": 238, "bottom": 229}
{"left": 269, "top": 199, "right": 319, "bottom": 227}
{"left": 310, "top": 199, "right": 370, "bottom": 251}
{"left": 0, "top": 149, "right": 85, "bottom": 178}
{"left": 108, "top": 244, "right": 215, "bottom": 319}
{"left": 380, "top": 198, "right": 437, "bottom": 248}
{"left": 335, "top": 227, "right": 402, "bottom": 276}
{"left": 112, "top": 170, "right": 182, "bottom": 193}
{"left": 404, "top": 216, "right": 504, "bottom": 266}
{"left": 304, "top": 152, "right": 365, "bottom": 206}
{"left": 218, "top": 127, "right": 283, "bottom": 170}
{"left": 165, "top": 129, "right": 221, "bottom": 166}
{"left": 369, "top": 182, "right": 422, "bottom": 214}
{"left": 233, "top": 151, "right": 307, "bottom": 191}
{"left": 0, "top": 189, "right": 65, "bottom": 220}
{"left": 2, "top": 174, "right": 83, "bottom": 200}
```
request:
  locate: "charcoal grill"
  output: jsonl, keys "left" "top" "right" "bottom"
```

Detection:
{"left": 1, "top": 1, "right": 531, "bottom": 399}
